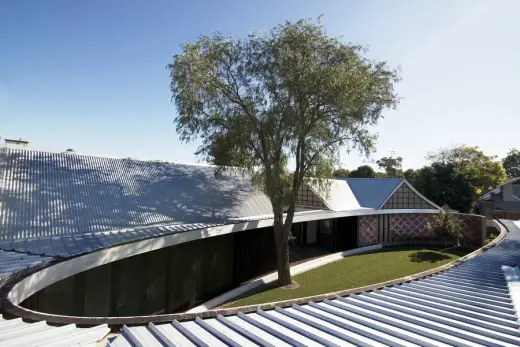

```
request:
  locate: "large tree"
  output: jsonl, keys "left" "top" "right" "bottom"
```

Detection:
{"left": 168, "top": 19, "right": 400, "bottom": 285}
{"left": 503, "top": 149, "right": 520, "bottom": 179}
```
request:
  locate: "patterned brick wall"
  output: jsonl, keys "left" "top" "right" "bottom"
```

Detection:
{"left": 357, "top": 213, "right": 484, "bottom": 248}
{"left": 389, "top": 213, "right": 484, "bottom": 247}
{"left": 390, "top": 214, "right": 435, "bottom": 242}
{"left": 358, "top": 215, "right": 378, "bottom": 246}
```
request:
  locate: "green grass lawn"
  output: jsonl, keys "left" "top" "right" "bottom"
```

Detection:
{"left": 229, "top": 246, "right": 470, "bottom": 307}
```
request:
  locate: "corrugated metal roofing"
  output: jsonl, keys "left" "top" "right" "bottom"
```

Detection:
{"left": 0, "top": 147, "right": 272, "bottom": 240}
{"left": 0, "top": 222, "right": 221, "bottom": 257}
{"left": 109, "top": 220, "right": 520, "bottom": 347}
{"left": 0, "top": 250, "right": 53, "bottom": 285}
{"left": 0, "top": 314, "right": 110, "bottom": 347}
{"left": 343, "top": 178, "right": 403, "bottom": 209}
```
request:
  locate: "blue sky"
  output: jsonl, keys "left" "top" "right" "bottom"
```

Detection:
{"left": 1, "top": 0, "right": 518, "bottom": 170}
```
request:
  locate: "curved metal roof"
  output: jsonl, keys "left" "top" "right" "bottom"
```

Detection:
{"left": 0, "top": 147, "right": 272, "bottom": 240}
{"left": 109, "top": 220, "right": 520, "bottom": 347}
{"left": 0, "top": 314, "right": 109, "bottom": 347}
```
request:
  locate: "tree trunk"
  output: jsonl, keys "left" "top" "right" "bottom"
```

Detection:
{"left": 274, "top": 214, "right": 291, "bottom": 286}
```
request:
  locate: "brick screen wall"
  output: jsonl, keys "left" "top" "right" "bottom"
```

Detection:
{"left": 390, "top": 213, "right": 483, "bottom": 247}
{"left": 358, "top": 215, "right": 378, "bottom": 246}
{"left": 357, "top": 213, "right": 484, "bottom": 248}
{"left": 390, "top": 214, "right": 435, "bottom": 242}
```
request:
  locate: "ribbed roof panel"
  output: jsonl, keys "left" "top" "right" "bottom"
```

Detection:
{"left": 111, "top": 220, "right": 520, "bottom": 346}
{"left": 0, "top": 148, "right": 272, "bottom": 240}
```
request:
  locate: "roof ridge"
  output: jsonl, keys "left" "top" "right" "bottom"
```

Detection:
{"left": 2, "top": 146, "right": 238, "bottom": 169}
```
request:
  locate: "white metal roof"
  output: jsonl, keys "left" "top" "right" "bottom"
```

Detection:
{"left": 0, "top": 250, "right": 54, "bottom": 290}
{"left": 0, "top": 147, "right": 273, "bottom": 240}
{"left": 109, "top": 220, "right": 520, "bottom": 347}
{"left": 306, "top": 179, "right": 363, "bottom": 211}
{"left": 0, "top": 314, "right": 109, "bottom": 347}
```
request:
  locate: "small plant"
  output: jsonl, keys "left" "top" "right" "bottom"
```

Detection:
{"left": 427, "top": 205, "right": 462, "bottom": 248}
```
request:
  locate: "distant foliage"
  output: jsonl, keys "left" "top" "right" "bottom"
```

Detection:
{"left": 416, "top": 145, "right": 507, "bottom": 213}
{"left": 332, "top": 168, "right": 350, "bottom": 178}
{"left": 376, "top": 155, "right": 403, "bottom": 177}
{"left": 427, "top": 207, "right": 462, "bottom": 247}
{"left": 502, "top": 149, "right": 520, "bottom": 179}
{"left": 403, "top": 168, "right": 417, "bottom": 185}
{"left": 426, "top": 145, "right": 507, "bottom": 196}
{"left": 349, "top": 165, "right": 376, "bottom": 178}
{"left": 414, "top": 163, "right": 476, "bottom": 213}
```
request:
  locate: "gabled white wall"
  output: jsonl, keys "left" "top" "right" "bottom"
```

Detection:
{"left": 306, "top": 179, "right": 362, "bottom": 211}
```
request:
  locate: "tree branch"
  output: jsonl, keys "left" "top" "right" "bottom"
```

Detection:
{"left": 303, "top": 135, "right": 352, "bottom": 172}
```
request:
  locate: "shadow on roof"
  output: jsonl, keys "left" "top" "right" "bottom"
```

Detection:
{"left": 0, "top": 149, "right": 272, "bottom": 239}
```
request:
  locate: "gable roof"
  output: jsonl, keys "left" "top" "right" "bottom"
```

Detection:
{"left": 305, "top": 179, "right": 362, "bottom": 211}
{"left": 0, "top": 147, "right": 273, "bottom": 240}
{"left": 480, "top": 177, "right": 520, "bottom": 200}
{"left": 342, "top": 178, "right": 403, "bottom": 209}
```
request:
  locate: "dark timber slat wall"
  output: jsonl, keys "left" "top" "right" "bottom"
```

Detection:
{"left": 21, "top": 226, "right": 277, "bottom": 317}
{"left": 234, "top": 227, "right": 276, "bottom": 284}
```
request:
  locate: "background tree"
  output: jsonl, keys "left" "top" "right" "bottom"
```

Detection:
{"left": 503, "top": 149, "right": 520, "bottom": 179}
{"left": 414, "top": 163, "right": 476, "bottom": 213}
{"left": 403, "top": 168, "right": 417, "bottom": 185}
{"left": 426, "top": 145, "right": 507, "bottom": 197}
{"left": 376, "top": 155, "right": 403, "bottom": 177}
{"left": 169, "top": 18, "right": 400, "bottom": 285}
{"left": 416, "top": 145, "right": 506, "bottom": 213}
{"left": 332, "top": 168, "right": 350, "bottom": 178}
{"left": 349, "top": 165, "right": 377, "bottom": 178}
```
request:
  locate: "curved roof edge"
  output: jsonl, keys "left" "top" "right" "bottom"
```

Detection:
{"left": 110, "top": 220, "right": 519, "bottom": 346}
{"left": 2, "top": 209, "right": 444, "bottom": 324}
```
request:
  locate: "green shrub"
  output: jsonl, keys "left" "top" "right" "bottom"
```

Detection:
{"left": 427, "top": 206, "right": 462, "bottom": 248}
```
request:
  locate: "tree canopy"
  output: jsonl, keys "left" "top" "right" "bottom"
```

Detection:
{"left": 168, "top": 18, "right": 400, "bottom": 285}
{"left": 348, "top": 165, "right": 377, "bottom": 178}
{"left": 332, "top": 168, "right": 350, "bottom": 178}
{"left": 376, "top": 155, "right": 403, "bottom": 177}
{"left": 503, "top": 149, "right": 520, "bottom": 179}
{"left": 403, "top": 168, "right": 417, "bottom": 185}
{"left": 426, "top": 145, "right": 506, "bottom": 197}
{"left": 414, "top": 145, "right": 507, "bottom": 212}
{"left": 414, "top": 163, "right": 476, "bottom": 213}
